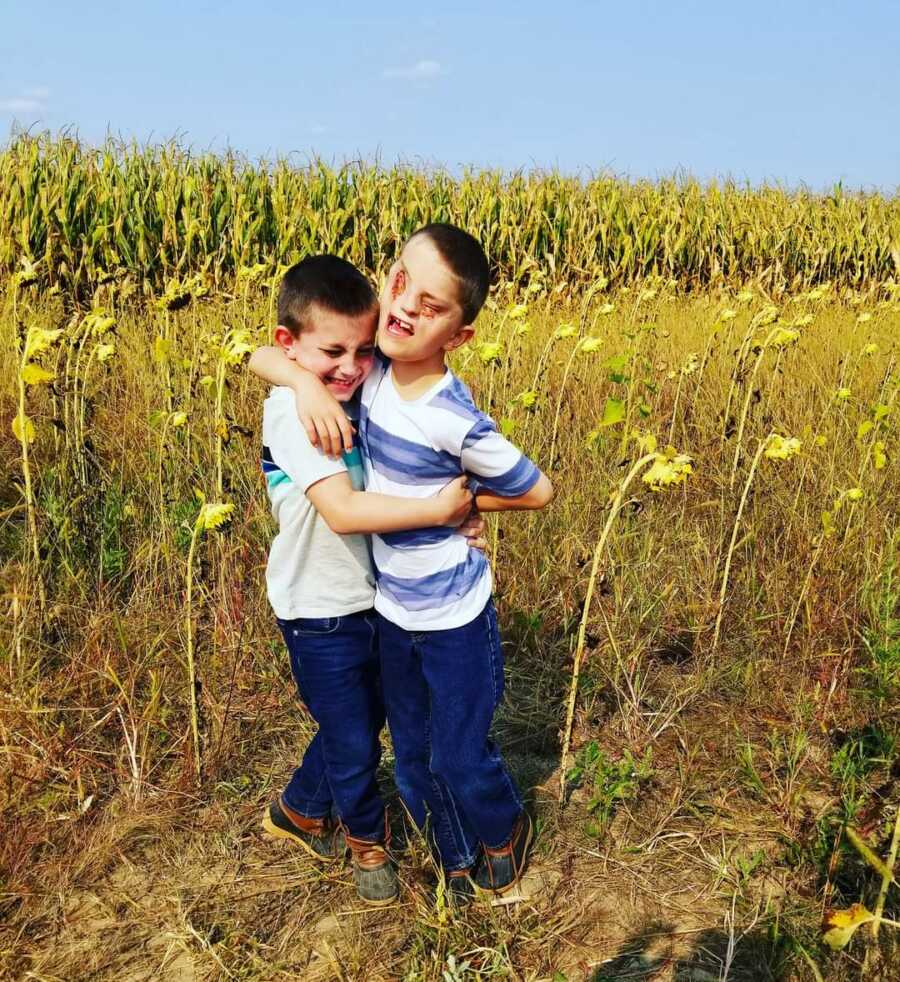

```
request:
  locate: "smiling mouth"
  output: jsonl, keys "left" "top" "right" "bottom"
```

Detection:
{"left": 386, "top": 314, "right": 415, "bottom": 337}
{"left": 324, "top": 374, "right": 359, "bottom": 388}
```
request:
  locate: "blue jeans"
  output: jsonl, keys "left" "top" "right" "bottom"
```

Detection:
{"left": 377, "top": 599, "right": 523, "bottom": 871}
{"left": 276, "top": 609, "right": 386, "bottom": 842}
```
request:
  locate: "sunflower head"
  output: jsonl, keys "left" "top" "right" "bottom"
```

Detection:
{"left": 221, "top": 328, "right": 254, "bottom": 366}
{"left": 477, "top": 341, "right": 502, "bottom": 365}
{"left": 198, "top": 502, "right": 235, "bottom": 531}
{"left": 763, "top": 434, "right": 802, "bottom": 461}
{"left": 642, "top": 446, "right": 694, "bottom": 491}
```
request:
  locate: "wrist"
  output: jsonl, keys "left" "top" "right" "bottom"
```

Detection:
{"left": 430, "top": 498, "right": 454, "bottom": 525}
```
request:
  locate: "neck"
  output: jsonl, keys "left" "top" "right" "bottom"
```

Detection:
{"left": 390, "top": 351, "right": 447, "bottom": 397}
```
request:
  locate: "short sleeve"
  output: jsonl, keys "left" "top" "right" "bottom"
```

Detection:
{"left": 460, "top": 415, "right": 541, "bottom": 496}
{"left": 263, "top": 389, "right": 349, "bottom": 492}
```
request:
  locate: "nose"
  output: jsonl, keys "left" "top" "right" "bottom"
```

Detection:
{"left": 399, "top": 287, "right": 418, "bottom": 317}
{"left": 338, "top": 353, "right": 359, "bottom": 377}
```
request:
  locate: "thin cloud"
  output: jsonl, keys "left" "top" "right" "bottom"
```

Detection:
{"left": 0, "top": 87, "right": 49, "bottom": 113}
{"left": 383, "top": 60, "right": 443, "bottom": 80}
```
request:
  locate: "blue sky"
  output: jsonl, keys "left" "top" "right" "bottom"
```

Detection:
{"left": 3, "top": 1, "right": 898, "bottom": 190}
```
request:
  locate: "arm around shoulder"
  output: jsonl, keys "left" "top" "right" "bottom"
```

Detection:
{"left": 249, "top": 346, "right": 305, "bottom": 387}
{"left": 249, "top": 345, "right": 353, "bottom": 457}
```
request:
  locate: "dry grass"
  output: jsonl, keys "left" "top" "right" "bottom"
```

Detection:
{"left": 1, "top": 280, "right": 898, "bottom": 980}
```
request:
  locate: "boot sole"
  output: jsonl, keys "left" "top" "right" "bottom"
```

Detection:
{"left": 261, "top": 808, "right": 341, "bottom": 864}
{"left": 357, "top": 890, "right": 399, "bottom": 907}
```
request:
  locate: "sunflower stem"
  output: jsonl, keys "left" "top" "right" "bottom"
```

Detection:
{"left": 184, "top": 515, "right": 204, "bottom": 784}
{"left": 559, "top": 452, "right": 656, "bottom": 803}
{"left": 872, "top": 803, "right": 900, "bottom": 939}
{"left": 713, "top": 437, "right": 767, "bottom": 652}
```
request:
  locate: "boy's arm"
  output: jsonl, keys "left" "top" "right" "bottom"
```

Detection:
{"left": 474, "top": 472, "right": 553, "bottom": 512}
{"left": 306, "top": 473, "right": 473, "bottom": 535}
{"left": 249, "top": 345, "right": 354, "bottom": 457}
{"left": 460, "top": 415, "right": 554, "bottom": 514}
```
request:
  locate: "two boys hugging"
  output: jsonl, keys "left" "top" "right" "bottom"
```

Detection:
{"left": 253, "top": 224, "right": 553, "bottom": 905}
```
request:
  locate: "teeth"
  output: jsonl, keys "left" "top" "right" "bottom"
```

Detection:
{"left": 389, "top": 315, "right": 414, "bottom": 336}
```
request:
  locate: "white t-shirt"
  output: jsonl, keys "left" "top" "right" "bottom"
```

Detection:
{"left": 358, "top": 356, "right": 540, "bottom": 631}
{"left": 262, "top": 386, "right": 375, "bottom": 619}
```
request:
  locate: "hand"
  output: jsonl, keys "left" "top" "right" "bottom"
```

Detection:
{"left": 457, "top": 507, "right": 487, "bottom": 551}
{"left": 293, "top": 379, "right": 355, "bottom": 458}
{"left": 436, "top": 475, "right": 474, "bottom": 527}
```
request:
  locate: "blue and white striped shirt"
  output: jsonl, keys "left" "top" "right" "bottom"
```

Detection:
{"left": 358, "top": 356, "right": 540, "bottom": 630}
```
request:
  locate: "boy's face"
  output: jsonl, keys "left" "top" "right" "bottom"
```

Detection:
{"left": 274, "top": 303, "right": 377, "bottom": 401}
{"left": 378, "top": 235, "right": 473, "bottom": 363}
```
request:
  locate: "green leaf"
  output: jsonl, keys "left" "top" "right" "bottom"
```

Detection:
{"left": 21, "top": 363, "right": 56, "bottom": 385}
{"left": 604, "top": 352, "right": 630, "bottom": 383}
{"left": 12, "top": 412, "right": 35, "bottom": 444}
{"left": 599, "top": 398, "right": 626, "bottom": 427}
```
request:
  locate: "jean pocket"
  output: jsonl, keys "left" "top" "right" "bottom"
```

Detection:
{"left": 279, "top": 616, "right": 343, "bottom": 637}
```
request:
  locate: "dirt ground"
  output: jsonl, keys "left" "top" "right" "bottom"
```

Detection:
{"left": 5, "top": 631, "right": 896, "bottom": 981}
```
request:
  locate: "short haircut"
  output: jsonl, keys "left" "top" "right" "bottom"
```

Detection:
{"left": 408, "top": 223, "right": 490, "bottom": 324}
{"left": 277, "top": 255, "right": 377, "bottom": 336}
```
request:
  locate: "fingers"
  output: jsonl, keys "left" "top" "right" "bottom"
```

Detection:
{"left": 301, "top": 412, "right": 353, "bottom": 458}
{"left": 312, "top": 418, "right": 330, "bottom": 456}
{"left": 338, "top": 416, "right": 355, "bottom": 454}
{"left": 460, "top": 516, "right": 485, "bottom": 536}
{"left": 323, "top": 418, "right": 344, "bottom": 458}
{"left": 301, "top": 414, "right": 319, "bottom": 448}
{"left": 465, "top": 534, "right": 488, "bottom": 552}
{"left": 457, "top": 509, "right": 484, "bottom": 535}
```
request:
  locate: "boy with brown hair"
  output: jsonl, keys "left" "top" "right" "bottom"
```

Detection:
{"left": 259, "top": 254, "right": 475, "bottom": 904}
{"left": 251, "top": 226, "right": 552, "bottom": 901}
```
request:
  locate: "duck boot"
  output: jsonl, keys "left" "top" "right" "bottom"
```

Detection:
{"left": 474, "top": 811, "right": 533, "bottom": 894}
{"left": 261, "top": 796, "right": 345, "bottom": 861}
{"left": 345, "top": 829, "right": 399, "bottom": 906}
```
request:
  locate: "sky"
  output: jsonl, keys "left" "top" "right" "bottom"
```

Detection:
{"left": 2, "top": 0, "right": 898, "bottom": 190}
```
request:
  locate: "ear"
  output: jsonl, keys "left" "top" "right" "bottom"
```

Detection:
{"left": 273, "top": 325, "right": 298, "bottom": 358}
{"left": 443, "top": 325, "right": 475, "bottom": 353}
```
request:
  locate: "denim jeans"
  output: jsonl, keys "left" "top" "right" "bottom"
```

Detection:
{"left": 377, "top": 599, "right": 523, "bottom": 871}
{"left": 276, "top": 609, "right": 386, "bottom": 842}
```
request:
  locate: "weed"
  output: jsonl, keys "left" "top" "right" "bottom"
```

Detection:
{"left": 568, "top": 742, "right": 653, "bottom": 837}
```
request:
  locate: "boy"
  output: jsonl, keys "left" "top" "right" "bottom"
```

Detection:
{"left": 258, "top": 255, "right": 476, "bottom": 905}
{"left": 252, "top": 226, "right": 553, "bottom": 900}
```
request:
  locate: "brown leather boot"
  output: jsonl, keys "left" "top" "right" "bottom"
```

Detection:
{"left": 345, "top": 814, "right": 399, "bottom": 906}
{"left": 474, "top": 811, "right": 533, "bottom": 894}
{"left": 261, "top": 796, "right": 345, "bottom": 861}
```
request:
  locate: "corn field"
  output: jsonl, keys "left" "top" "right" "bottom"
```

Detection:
{"left": 2, "top": 135, "right": 899, "bottom": 299}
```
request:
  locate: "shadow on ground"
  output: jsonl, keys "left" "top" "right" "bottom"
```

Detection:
{"left": 587, "top": 921, "right": 787, "bottom": 981}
